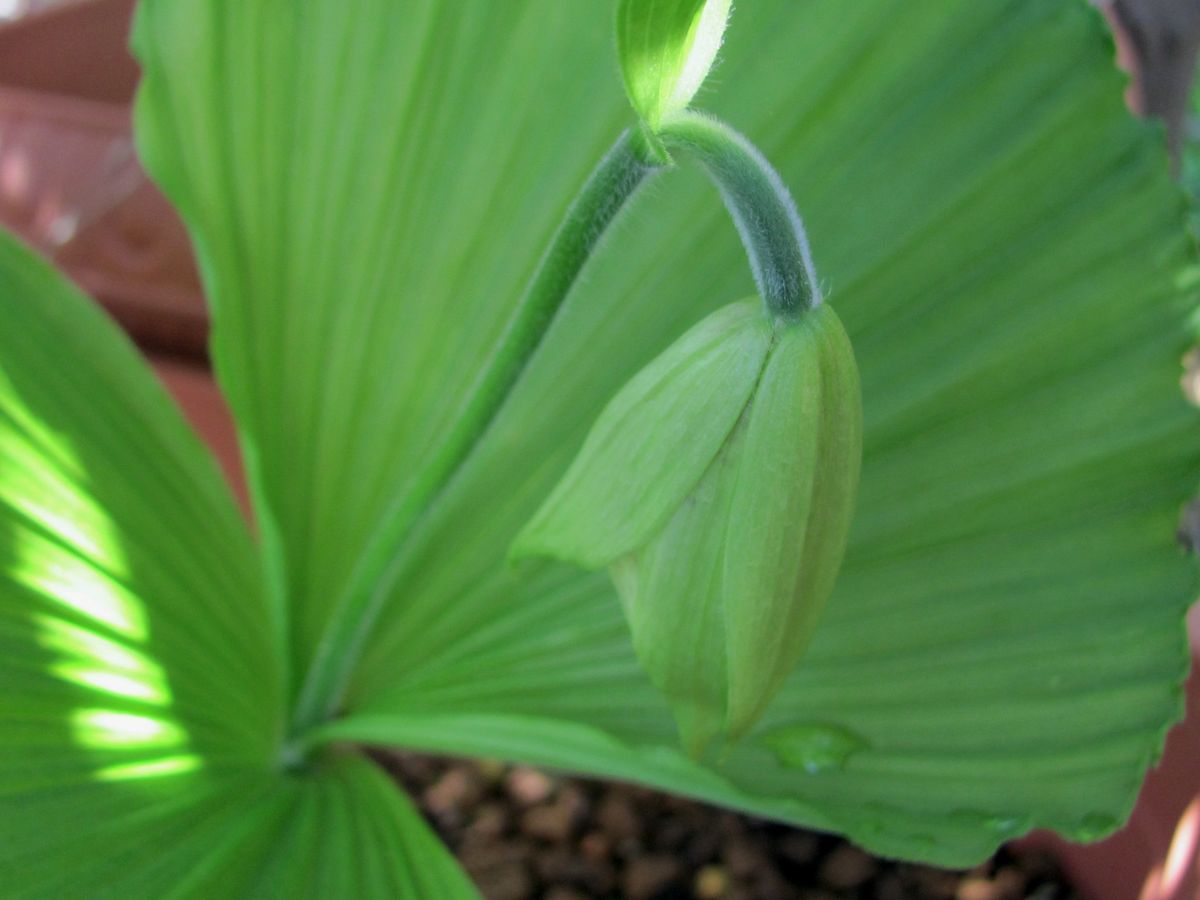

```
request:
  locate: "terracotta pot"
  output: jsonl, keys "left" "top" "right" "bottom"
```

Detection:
{"left": 154, "top": 358, "right": 246, "bottom": 508}
{"left": 0, "top": 0, "right": 207, "bottom": 358}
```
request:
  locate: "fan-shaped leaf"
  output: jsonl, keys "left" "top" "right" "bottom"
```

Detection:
{"left": 130, "top": 0, "right": 1199, "bottom": 869}
{"left": 0, "top": 233, "right": 476, "bottom": 896}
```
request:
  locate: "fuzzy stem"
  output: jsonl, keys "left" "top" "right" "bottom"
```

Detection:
{"left": 657, "top": 111, "right": 821, "bottom": 320}
{"left": 289, "top": 130, "right": 660, "bottom": 739}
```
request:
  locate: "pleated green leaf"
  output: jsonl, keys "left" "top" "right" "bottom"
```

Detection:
{"left": 129, "top": 0, "right": 1199, "bottom": 873}
{"left": 130, "top": 0, "right": 649, "bottom": 697}
{"left": 617, "top": 0, "right": 733, "bottom": 130}
{"left": 0, "top": 228, "right": 275, "bottom": 889}
{"left": 0, "top": 233, "right": 477, "bottom": 896}
{"left": 186, "top": 755, "right": 477, "bottom": 900}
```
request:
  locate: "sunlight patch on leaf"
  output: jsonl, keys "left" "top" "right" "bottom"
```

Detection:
{"left": 5, "top": 433, "right": 143, "bottom": 640}
{"left": 36, "top": 615, "right": 170, "bottom": 695}
{"left": 71, "top": 710, "right": 188, "bottom": 750}
{"left": 91, "top": 755, "right": 204, "bottom": 783}
{"left": 14, "top": 532, "right": 145, "bottom": 639}
{"left": 49, "top": 665, "right": 169, "bottom": 705}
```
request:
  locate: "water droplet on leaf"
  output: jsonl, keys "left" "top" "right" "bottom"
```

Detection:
{"left": 949, "top": 809, "right": 1029, "bottom": 838}
{"left": 760, "top": 722, "right": 869, "bottom": 774}
{"left": 1077, "top": 812, "right": 1118, "bottom": 841}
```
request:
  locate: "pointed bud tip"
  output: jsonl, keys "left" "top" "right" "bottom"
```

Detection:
{"left": 617, "top": 0, "right": 733, "bottom": 129}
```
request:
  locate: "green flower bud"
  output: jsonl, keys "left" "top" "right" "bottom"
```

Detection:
{"left": 513, "top": 299, "right": 862, "bottom": 756}
{"left": 616, "top": 0, "right": 733, "bottom": 133}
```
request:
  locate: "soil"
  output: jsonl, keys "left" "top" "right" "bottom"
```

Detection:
{"left": 378, "top": 753, "right": 1083, "bottom": 900}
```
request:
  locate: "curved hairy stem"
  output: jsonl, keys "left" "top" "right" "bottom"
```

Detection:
{"left": 658, "top": 111, "right": 821, "bottom": 320}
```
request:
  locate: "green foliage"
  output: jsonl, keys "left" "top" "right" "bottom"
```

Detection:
{"left": 0, "top": 0, "right": 1196, "bottom": 894}
{"left": 0, "top": 231, "right": 474, "bottom": 896}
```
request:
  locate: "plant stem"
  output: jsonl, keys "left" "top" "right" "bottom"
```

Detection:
{"left": 289, "top": 129, "right": 661, "bottom": 739}
{"left": 290, "top": 114, "right": 821, "bottom": 742}
{"left": 657, "top": 111, "right": 821, "bottom": 321}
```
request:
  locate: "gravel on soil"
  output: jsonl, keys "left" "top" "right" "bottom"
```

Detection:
{"left": 376, "top": 752, "right": 1083, "bottom": 900}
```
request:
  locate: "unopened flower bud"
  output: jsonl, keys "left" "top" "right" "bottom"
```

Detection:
{"left": 513, "top": 299, "right": 861, "bottom": 756}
